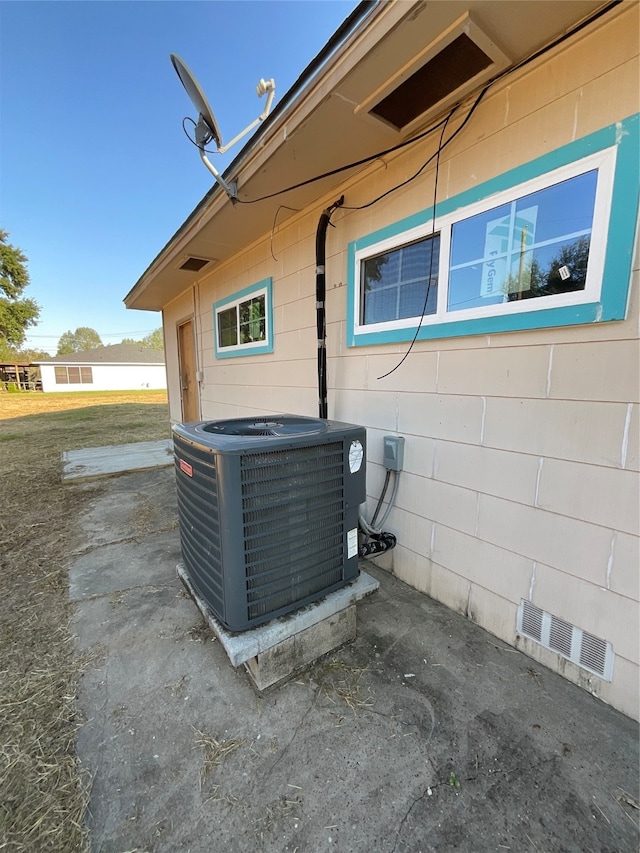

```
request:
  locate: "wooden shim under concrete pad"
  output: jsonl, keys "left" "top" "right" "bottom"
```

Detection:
{"left": 244, "top": 606, "right": 356, "bottom": 692}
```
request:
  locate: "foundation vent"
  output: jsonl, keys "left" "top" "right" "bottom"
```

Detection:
{"left": 517, "top": 600, "right": 614, "bottom": 682}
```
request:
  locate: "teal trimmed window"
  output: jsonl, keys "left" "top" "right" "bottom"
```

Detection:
{"left": 348, "top": 114, "right": 639, "bottom": 346}
{"left": 214, "top": 278, "right": 274, "bottom": 358}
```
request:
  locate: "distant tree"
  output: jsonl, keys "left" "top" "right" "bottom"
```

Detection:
{"left": 119, "top": 329, "right": 163, "bottom": 349}
{"left": 0, "top": 229, "right": 40, "bottom": 348}
{"left": 0, "top": 341, "right": 50, "bottom": 362}
{"left": 1, "top": 340, "right": 21, "bottom": 361}
{"left": 142, "top": 328, "right": 164, "bottom": 350}
{"left": 505, "top": 237, "right": 591, "bottom": 302}
{"left": 57, "top": 327, "right": 103, "bottom": 355}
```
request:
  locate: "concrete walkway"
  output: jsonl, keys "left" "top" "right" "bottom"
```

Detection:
{"left": 69, "top": 461, "right": 639, "bottom": 853}
{"left": 62, "top": 439, "right": 173, "bottom": 482}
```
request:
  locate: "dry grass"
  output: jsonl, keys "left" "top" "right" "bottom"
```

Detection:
{"left": 192, "top": 728, "right": 245, "bottom": 787}
{"left": 0, "top": 390, "right": 170, "bottom": 852}
{"left": 253, "top": 794, "right": 303, "bottom": 840}
{"left": 311, "top": 658, "right": 373, "bottom": 714}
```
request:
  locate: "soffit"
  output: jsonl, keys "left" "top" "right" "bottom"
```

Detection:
{"left": 126, "top": 0, "right": 616, "bottom": 311}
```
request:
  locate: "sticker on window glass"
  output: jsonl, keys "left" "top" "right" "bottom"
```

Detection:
{"left": 558, "top": 265, "right": 571, "bottom": 281}
{"left": 481, "top": 207, "right": 537, "bottom": 298}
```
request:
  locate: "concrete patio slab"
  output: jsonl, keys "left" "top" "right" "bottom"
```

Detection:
{"left": 62, "top": 438, "right": 173, "bottom": 481}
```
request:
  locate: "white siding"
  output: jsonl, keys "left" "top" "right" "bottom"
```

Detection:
{"left": 40, "top": 363, "right": 167, "bottom": 392}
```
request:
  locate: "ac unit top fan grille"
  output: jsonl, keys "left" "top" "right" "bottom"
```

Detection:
{"left": 203, "top": 417, "right": 328, "bottom": 437}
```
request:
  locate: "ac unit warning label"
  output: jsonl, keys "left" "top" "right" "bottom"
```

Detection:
{"left": 179, "top": 459, "right": 193, "bottom": 477}
{"left": 347, "top": 527, "right": 358, "bottom": 559}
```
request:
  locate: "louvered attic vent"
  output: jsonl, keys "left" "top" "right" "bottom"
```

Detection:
{"left": 357, "top": 13, "right": 509, "bottom": 134}
{"left": 517, "top": 600, "right": 615, "bottom": 681}
{"left": 179, "top": 257, "right": 210, "bottom": 272}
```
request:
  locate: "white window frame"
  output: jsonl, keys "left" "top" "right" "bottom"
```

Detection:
{"left": 353, "top": 147, "right": 616, "bottom": 340}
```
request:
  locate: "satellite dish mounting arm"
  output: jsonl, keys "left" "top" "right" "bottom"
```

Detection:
{"left": 195, "top": 118, "right": 238, "bottom": 200}
{"left": 217, "top": 79, "right": 275, "bottom": 154}
{"left": 170, "top": 54, "right": 276, "bottom": 202}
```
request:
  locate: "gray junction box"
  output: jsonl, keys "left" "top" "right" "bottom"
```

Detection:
{"left": 172, "top": 415, "right": 366, "bottom": 632}
{"left": 383, "top": 435, "right": 405, "bottom": 472}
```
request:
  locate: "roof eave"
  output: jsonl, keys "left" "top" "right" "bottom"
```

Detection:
{"left": 124, "top": 0, "right": 381, "bottom": 310}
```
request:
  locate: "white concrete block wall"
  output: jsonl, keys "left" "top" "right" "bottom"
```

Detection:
{"left": 160, "top": 4, "right": 639, "bottom": 719}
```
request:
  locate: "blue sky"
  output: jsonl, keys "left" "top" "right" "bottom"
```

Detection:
{"left": 0, "top": 0, "right": 357, "bottom": 354}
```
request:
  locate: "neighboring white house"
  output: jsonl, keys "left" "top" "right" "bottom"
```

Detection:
{"left": 125, "top": 1, "right": 639, "bottom": 719}
{"left": 35, "top": 344, "right": 167, "bottom": 392}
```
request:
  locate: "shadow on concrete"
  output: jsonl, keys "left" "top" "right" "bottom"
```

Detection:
{"left": 69, "top": 463, "right": 639, "bottom": 853}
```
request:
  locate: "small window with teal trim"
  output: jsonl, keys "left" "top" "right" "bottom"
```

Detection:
{"left": 214, "top": 278, "right": 273, "bottom": 358}
{"left": 348, "top": 115, "right": 638, "bottom": 346}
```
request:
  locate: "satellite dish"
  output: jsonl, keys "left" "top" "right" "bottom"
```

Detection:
{"left": 170, "top": 53, "right": 276, "bottom": 201}
{"left": 170, "top": 53, "right": 222, "bottom": 148}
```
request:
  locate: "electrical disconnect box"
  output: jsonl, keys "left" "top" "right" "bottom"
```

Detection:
{"left": 383, "top": 435, "right": 405, "bottom": 471}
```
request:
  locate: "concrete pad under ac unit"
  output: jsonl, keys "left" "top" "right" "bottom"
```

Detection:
{"left": 177, "top": 563, "right": 379, "bottom": 690}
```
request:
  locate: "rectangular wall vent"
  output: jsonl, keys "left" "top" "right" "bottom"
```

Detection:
{"left": 356, "top": 13, "right": 509, "bottom": 135}
{"left": 179, "top": 257, "right": 211, "bottom": 272}
{"left": 370, "top": 33, "right": 492, "bottom": 130}
{"left": 517, "top": 600, "right": 614, "bottom": 682}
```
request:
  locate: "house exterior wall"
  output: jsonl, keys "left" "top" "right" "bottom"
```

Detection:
{"left": 163, "top": 6, "right": 639, "bottom": 719}
{"left": 40, "top": 363, "right": 167, "bottom": 392}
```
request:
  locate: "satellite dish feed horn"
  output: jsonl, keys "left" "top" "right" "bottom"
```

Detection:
{"left": 170, "top": 53, "right": 276, "bottom": 200}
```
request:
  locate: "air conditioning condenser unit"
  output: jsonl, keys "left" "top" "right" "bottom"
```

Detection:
{"left": 172, "top": 415, "right": 366, "bottom": 632}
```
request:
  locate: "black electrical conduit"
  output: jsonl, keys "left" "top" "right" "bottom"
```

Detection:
{"left": 315, "top": 196, "right": 397, "bottom": 557}
{"left": 315, "top": 196, "right": 344, "bottom": 420}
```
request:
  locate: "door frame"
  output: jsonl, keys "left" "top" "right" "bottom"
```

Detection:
{"left": 176, "top": 317, "right": 199, "bottom": 422}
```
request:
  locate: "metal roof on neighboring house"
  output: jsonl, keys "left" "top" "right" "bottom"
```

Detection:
{"left": 34, "top": 344, "right": 165, "bottom": 365}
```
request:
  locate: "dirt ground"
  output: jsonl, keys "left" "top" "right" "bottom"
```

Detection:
{"left": 0, "top": 390, "right": 170, "bottom": 853}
